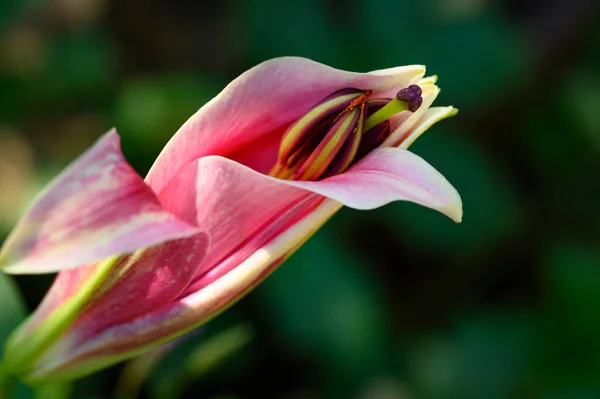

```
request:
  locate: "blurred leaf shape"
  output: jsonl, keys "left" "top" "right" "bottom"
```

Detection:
{"left": 184, "top": 323, "right": 254, "bottom": 380}
{"left": 563, "top": 68, "right": 600, "bottom": 151}
{"left": 36, "top": 32, "right": 117, "bottom": 104}
{"left": 143, "top": 324, "right": 253, "bottom": 399}
{"left": 534, "top": 243, "right": 600, "bottom": 394}
{"left": 410, "top": 312, "right": 536, "bottom": 399}
{"left": 114, "top": 74, "right": 224, "bottom": 171}
{"left": 257, "top": 225, "right": 389, "bottom": 396}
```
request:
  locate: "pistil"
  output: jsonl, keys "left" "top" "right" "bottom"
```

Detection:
{"left": 364, "top": 84, "right": 422, "bottom": 131}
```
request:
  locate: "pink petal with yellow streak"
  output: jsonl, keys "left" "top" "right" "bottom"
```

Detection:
{"left": 146, "top": 57, "right": 426, "bottom": 191}
{"left": 155, "top": 154, "right": 311, "bottom": 281}
{"left": 70, "top": 233, "right": 208, "bottom": 335}
{"left": 10, "top": 233, "right": 209, "bottom": 355}
{"left": 27, "top": 198, "right": 341, "bottom": 382}
{"left": 0, "top": 130, "right": 201, "bottom": 274}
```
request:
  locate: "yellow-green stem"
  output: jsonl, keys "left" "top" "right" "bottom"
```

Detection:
{"left": 364, "top": 98, "right": 409, "bottom": 132}
{"left": 4, "top": 256, "right": 121, "bottom": 375}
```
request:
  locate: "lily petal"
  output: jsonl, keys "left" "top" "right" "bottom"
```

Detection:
{"left": 0, "top": 130, "right": 200, "bottom": 274}
{"left": 287, "top": 148, "right": 463, "bottom": 222}
{"left": 146, "top": 57, "right": 426, "bottom": 192}
{"left": 158, "top": 146, "right": 460, "bottom": 278}
{"left": 397, "top": 106, "right": 459, "bottom": 150}
{"left": 156, "top": 155, "right": 310, "bottom": 279}
{"left": 65, "top": 233, "right": 209, "bottom": 337}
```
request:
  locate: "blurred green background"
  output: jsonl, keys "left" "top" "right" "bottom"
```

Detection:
{"left": 1, "top": 0, "right": 600, "bottom": 398}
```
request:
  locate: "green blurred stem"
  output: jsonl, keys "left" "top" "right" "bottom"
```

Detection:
{"left": 0, "top": 363, "right": 15, "bottom": 399}
{"left": 34, "top": 382, "right": 72, "bottom": 399}
{"left": 4, "top": 256, "right": 121, "bottom": 375}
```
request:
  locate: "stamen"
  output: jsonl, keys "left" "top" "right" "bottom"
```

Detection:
{"left": 396, "top": 84, "right": 423, "bottom": 112}
{"left": 321, "top": 102, "right": 367, "bottom": 178}
{"left": 270, "top": 84, "right": 425, "bottom": 182}
{"left": 270, "top": 88, "right": 370, "bottom": 181}
{"left": 294, "top": 106, "right": 362, "bottom": 181}
{"left": 364, "top": 85, "right": 423, "bottom": 132}
{"left": 278, "top": 88, "right": 367, "bottom": 163}
{"left": 354, "top": 120, "right": 391, "bottom": 161}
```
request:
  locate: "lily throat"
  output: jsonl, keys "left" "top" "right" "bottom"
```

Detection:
{"left": 269, "top": 85, "right": 423, "bottom": 182}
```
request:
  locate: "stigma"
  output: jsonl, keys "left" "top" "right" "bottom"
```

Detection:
{"left": 269, "top": 85, "right": 423, "bottom": 181}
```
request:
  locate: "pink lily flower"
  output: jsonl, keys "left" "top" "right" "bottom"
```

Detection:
{"left": 0, "top": 57, "right": 462, "bottom": 383}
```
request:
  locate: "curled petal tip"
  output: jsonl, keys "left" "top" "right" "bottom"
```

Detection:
{"left": 442, "top": 194, "right": 463, "bottom": 223}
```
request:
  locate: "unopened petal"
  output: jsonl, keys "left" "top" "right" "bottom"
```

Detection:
{"left": 0, "top": 130, "right": 200, "bottom": 274}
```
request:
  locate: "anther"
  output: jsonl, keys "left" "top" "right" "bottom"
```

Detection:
{"left": 396, "top": 85, "right": 423, "bottom": 112}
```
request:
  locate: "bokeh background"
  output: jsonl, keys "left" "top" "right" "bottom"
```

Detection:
{"left": 1, "top": 0, "right": 600, "bottom": 398}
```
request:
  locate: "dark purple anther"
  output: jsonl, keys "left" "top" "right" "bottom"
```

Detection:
{"left": 396, "top": 84, "right": 423, "bottom": 112}
{"left": 354, "top": 120, "right": 391, "bottom": 161}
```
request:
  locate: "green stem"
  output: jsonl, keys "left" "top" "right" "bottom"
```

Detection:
{"left": 34, "top": 382, "right": 72, "bottom": 399}
{"left": 0, "top": 363, "right": 16, "bottom": 399}
{"left": 4, "top": 256, "right": 121, "bottom": 374}
{"left": 364, "top": 97, "right": 409, "bottom": 132}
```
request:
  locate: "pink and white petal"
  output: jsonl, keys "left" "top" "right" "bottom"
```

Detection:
{"left": 68, "top": 232, "right": 209, "bottom": 338}
{"left": 146, "top": 57, "right": 426, "bottom": 192}
{"left": 286, "top": 148, "right": 463, "bottom": 222}
{"left": 178, "top": 193, "right": 325, "bottom": 298}
{"left": 156, "top": 155, "right": 312, "bottom": 279}
{"left": 0, "top": 130, "right": 200, "bottom": 274}
{"left": 397, "top": 106, "right": 458, "bottom": 150}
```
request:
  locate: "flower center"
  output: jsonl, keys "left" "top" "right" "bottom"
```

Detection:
{"left": 269, "top": 85, "right": 423, "bottom": 181}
